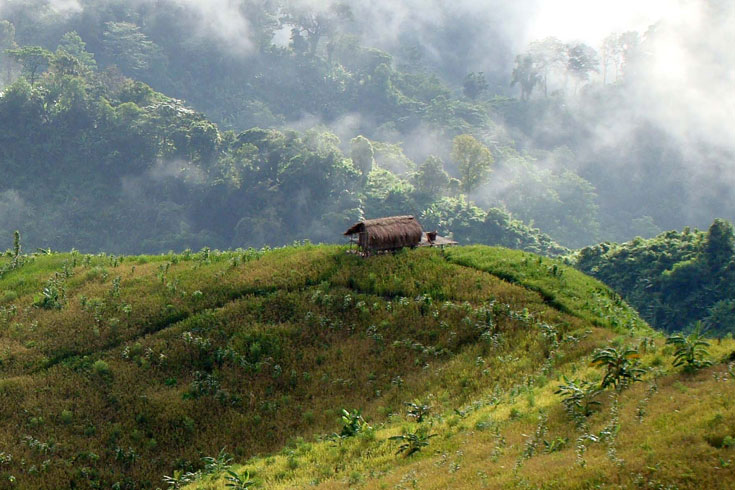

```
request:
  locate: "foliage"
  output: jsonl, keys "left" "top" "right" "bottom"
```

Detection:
{"left": 224, "top": 470, "right": 255, "bottom": 489}
{"left": 404, "top": 400, "right": 431, "bottom": 423}
{"left": 666, "top": 322, "right": 713, "bottom": 372}
{"left": 338, "top": 409, "right": 371, "bottom": 438}
{"left": 573, "top": 220, "right": 735, "bottom": 336}
{"left": 389, "top": 429, "right": 437, "bottom": 456}
{"left": 591, "top": 346, "right": 645, "bottom": 390}
{"left": 555, "top": 376, "right": 602, "bottom": 418}
{"left": 451, "top": 134, "right": 494, "bottom": 201}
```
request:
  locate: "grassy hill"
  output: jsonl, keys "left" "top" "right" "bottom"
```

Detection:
{"left": 0, "top": 245, "right": 731, "bottom": 489}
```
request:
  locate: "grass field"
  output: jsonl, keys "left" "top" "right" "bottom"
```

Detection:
{"left": 0, "top": 245, "right": 731, "bottom": 489}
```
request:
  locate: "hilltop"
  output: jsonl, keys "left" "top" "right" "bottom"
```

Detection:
{"left": 0, "top": 245, "right": 732, "bottom": 489}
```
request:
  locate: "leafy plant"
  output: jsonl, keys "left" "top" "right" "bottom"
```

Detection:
{"left": 555, "top": 376, "right": 602, "bottom": 417}
{"left": 591, "top": 346, "right": 645, "bottom": 390}
{"left": 666, "top": 322, "right": 713, "bottom": 372}
{"left": 543, "top": 437, "right": 568, "bottom": 453}
{"left": 389, "top": 429, "right": 437, "bottom": 456}
{"left": 33, "top": 277, "right": 65, "bottom": 309}
{"left": 404, "top": 400, "right": 431, "bottom": 423}
{"left": 224, "top": 469, "right": 256, "bottom": 489}
{"left": 338, "top": 409, "right": 370, "bottom": 438}
{"left": 162, "top": 470, "right": 199, "bottom": 489}
{"left": 202, "top": 448, "right": 232, "bottom": 474}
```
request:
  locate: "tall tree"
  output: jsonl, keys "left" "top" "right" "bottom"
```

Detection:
{"left": 566, "top": 42, "right": 600, "bottom": 91}
{"left": 528, "top": 37, "right": 567, "bottom": 97}
{"left": 102, "top": 22, "right": 158, "bottom": 74}
{"left": 511, "top": 54, "right": 539, "bottom": 101}
{"left": 704, "top": 218, "right": 735, "bottom": 268}
{"left": 413, "top": 155, "right": 450, "bottom": 199}
{"left": 6, "top": 45, "right": 51, "bottom": 85}
{"left": 451, "top": 134, "right": 493, "bottom": 206}
{"left": 58, "top": 31, "right": 96, "bottom": 71}
{"left": 0, "top": 20, "right": 17, "bottom": 85}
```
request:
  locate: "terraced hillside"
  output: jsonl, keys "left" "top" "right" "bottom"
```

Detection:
{"left": 0, "top": 245, "right": 731, "bottom": 489}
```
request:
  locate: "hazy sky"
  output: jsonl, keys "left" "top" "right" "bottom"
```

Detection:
{"left": 525, "top": 0, "right": 670, "bottom": 45}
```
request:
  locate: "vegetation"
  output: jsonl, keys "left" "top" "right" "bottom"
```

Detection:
{"left": 0, "top": 243, "right": 729, "bottom": 489}
{"left": 573, "top": 219, "right": 735, "bottom": 336}
{"left": 0, "top": 1, "right": 731, "bottom": 253}
{"left": 666, "top": 322, "right": 714, "bottom": 372}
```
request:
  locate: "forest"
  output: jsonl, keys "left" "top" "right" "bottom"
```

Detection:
{"left": 0, "top": 0, "right": 732, "bottom": 256}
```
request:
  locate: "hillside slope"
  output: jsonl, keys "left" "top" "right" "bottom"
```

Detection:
{"left": 0, "top": 245, "right": 730, "bottom": 489}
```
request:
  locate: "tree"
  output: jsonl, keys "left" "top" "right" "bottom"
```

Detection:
{"left": 527, "top": 37, "right": 567, "bottom": 97}
{"left": 511, "top": 55, "right": 538, "bottom": 101}
{"left": 566, "top": 42, "right": 599, "bottom": 90}
{"left": 0, "top": 20, "right": 17, "bottom": 85}
{"left": 601, "top": 31, "right": 640, "bottom": 83}
{"left": 462, "top": 72, "right": 488, "bottom": 100}
{"left": 284, "top": 3, "right": 352, "bottom": 56}
{"left": 413, "top": 156, "right": 449, "bottom": 198}
{"left": 704, "top": 218, "right": 735, "bottom": 268}
{"left": 451, "top": 134, "right": 493, "bottom": 205}
{"left": 6, "top": 45, "right": 52, "bottom": 86}
{"left": 102, "top": 22, "right": 159, "bottom": 74}
{"left": 350, "top": 135, "right": 374, "bottom": 184}
{"left": 58, "top": 31, "right": 96, "bottom": 71}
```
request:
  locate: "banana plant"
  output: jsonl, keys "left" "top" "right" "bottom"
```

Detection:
{"left": 225, "top": 470, "right": 255, "bottom": 489}
{"left": 591, "top": 346, "right": 645, "bottom": 390}
{"left": 555, "top": 376, "right": 602, "bottom": 417}
{"left": 389, "top": 429, "right": 437, "bottom": 456}
{"left": 666, "top": 321, "right": 713, "bottom": 372}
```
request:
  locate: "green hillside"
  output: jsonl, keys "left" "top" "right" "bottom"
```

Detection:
{"left": 572, "top": 219, "right": 735, "bottom": 336}
{"left": 0, "top": 245, "right": 731, "bottom": 489}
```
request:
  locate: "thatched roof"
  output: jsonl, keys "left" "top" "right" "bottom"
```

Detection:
{"left": 344, "top": 215, "right": 423, "bottom": 251}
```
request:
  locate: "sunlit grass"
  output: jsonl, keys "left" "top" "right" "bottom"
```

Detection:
{"left": 0, "top": 244, "right": 731, "bottom": 489}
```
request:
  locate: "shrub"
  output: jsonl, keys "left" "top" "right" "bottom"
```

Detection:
{"left": 591, "top": 346, "right": 645, "bottom": 390}
{"left": 92, "top": 360, "right": 111, "bottom": 377}
{"left": 60, "top": 410, "right": 73, "bottom": 425}
{"left": 337, "top": 409, "right": 371, "bottom": 438}
{"left": 404, "top": 400, "right": 431, "bottom": 423}
{"left": 555, "top": 376, "right": 602, "bottom": 418}
{"left": 224, "top": 470, "right": 256, "bottom": 489}
{"left": 389, "top": 428, "right": 437, "bottom": 456}
{"left": 666, "top": 322, "right": 713, "bottom": 372}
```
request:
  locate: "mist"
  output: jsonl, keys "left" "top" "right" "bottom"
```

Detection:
{"left": 1, "top": 0, "right": 733, "bottom": 249}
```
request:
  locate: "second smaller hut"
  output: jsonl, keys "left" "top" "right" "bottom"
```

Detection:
{"left": 344, "top": 215, "right": 423, "bottom": 253}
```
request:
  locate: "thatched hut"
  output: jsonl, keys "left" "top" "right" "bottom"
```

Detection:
{"left": 344, "top": 215, "right": 423, "bottom": 253}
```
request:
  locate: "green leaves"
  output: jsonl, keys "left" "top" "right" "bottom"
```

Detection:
{"left": 338, "top": 409, "right": 371, "bottom": 438}
{"left": 224, "top": 470, "right": 256, "bottom": 489}
{"left": 389, "top": 429, "right": 437, "bottom": 456}
{"left": 591, "top": 346, "right": 645, "bottom": 390}
{"left": 451, "top": 134, "right": 494, "bottom": 200}
{"left": 555, "top": 376, "right": 602, "bottom": 417}
{"left": 404, "top": 400, "right": 431, "bottom": 423}
{"left": 666, "top": 322, "right": 713, "bottom": 372}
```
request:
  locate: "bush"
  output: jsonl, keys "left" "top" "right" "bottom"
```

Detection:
{"left": 92, "top": 360, "right": 111, "bottom": 377}
{"left": 666, "top": 322, "right": 713, "bottom": 372}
